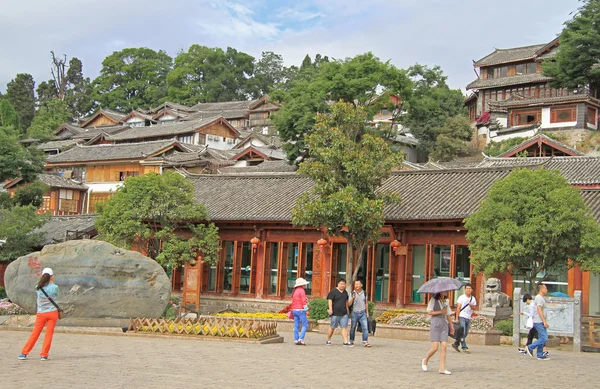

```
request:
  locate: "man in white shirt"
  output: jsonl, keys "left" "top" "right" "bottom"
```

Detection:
{"left": 525, "top": 283, "right": 550, "bottom": 360}
{"left": 452, "top": 283, "right": 476, "bottom": 353}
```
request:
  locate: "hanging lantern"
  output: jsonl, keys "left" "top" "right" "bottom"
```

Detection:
{"left": 390, "top": 239, "right": 401, "bottom": 255}
{"left": 317, "top": 238, "right": 328, "bottom": 251}
{"left": 250, "top": 237, "right": 260, "bottom": 251}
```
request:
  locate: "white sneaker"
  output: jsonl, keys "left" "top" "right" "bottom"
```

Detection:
{"left": 439, "top": 370, "right": 452, "bottom": 375}
{"left": 421, "top": 359, "right": 428, "bottom": 372}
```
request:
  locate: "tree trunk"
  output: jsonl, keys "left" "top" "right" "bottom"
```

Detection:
{"left": 346, "top": 236, "right": 354, "bottom": 287}
{"left": 352, "top": 242, "right": 367, "bottom": 287}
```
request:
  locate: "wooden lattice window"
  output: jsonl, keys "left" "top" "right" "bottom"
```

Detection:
{"left": 550, "top": 105, "right": 577, "bottom": 123}
{"left": 511, "top": 108, "right": 541, "bottom": 126}
{"left": 587, "top": 106, "right": 598, "bottom": 127}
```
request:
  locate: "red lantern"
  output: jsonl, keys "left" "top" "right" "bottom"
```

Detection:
{"left": 317, "top": 238, "right": 328, "bottom": 251}
{"left": 390, "top": 239, "right": 401, "bottom": 255}
{"left": 250, "top": 237, "right": 260, "bottom": 251}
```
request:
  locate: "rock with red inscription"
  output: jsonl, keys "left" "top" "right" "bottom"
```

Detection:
{"left": 4, "top": 240, "right": 170, "bottom": 319}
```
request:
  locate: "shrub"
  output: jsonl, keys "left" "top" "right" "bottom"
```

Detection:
{"left": 494, "top": 319, "right": 513, "bottom": 336}
{"left": 0, "top": 287, "right": 6, "bottom": 299}
{"left": 308, "top": 298, "right": 329, "bottom": 321}
{"left": 0, "top": 300, "right": 25, "bottom": 315}
{"left": 376, "top": 308, "right": 416, "bottom": 324}
{"left": 215, "top": 312, "right": 287, "bottom": 319}
{"left": 162, "top": 295, "right": 181, "bottom": 319}
{"left": 470, "top": 315, "right": 494, "bottom": 331}
{"left": 368, "top": 301, "right": 375, "bottom": 317}
{"left": 390, "top": 313, "right": 431, "bottom": 327}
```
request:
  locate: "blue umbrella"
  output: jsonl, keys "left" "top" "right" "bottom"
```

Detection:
{"left": 417, "top": 277, "right": 464, "bottom": 294}
{"left": 549, "top": 292, "right": 569, "bottom": 298}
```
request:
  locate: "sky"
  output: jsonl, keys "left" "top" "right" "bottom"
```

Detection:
{"left": 0, "top": 0, "right": 582, "bottom": 96}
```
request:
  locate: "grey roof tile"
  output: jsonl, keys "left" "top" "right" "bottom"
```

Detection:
{"left": 581, "top": 189, "right": 600, "bottom": 223}
{"left": 490, "top": 94, "right": 600, "bottom": 108}
{"left": 467, "top": 73, "right": 553, "bottom": 90}
{"left": 36, "top": 139, "right": 82, "bottom": 152}
{"left": 495, "top": 134, "right": 583, "bottom": 157}
{"left": 4, "top": 173, "right": 88, "bottom": 191}
{"left": 46, "top": 139, "right": 183, "bottom": 163}
{"left": 71, "top": 125, "right": 130, "bottom": 140}
{"left": 107, "top": 116, "right": 223, "bottom": 141}
{"left": 474, "top": 43, "right": 547, "bottom": 66}
{"left": 218, "top": 160, "right": 296, "bottom": 174}
{"left": 35, "top": 215, "right": 98, "bottom": 245}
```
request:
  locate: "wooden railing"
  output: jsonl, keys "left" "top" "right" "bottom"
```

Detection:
{"left": 129, "top": 316, "right": 278, "bottom": 339}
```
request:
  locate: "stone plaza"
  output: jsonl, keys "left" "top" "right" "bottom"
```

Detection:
{"left": 1, "top": 328, "right": 599, "bottom": 388}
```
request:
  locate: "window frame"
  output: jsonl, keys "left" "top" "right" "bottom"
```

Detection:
{"left": 550, "top": 105, "right": 577, "bottom": 124}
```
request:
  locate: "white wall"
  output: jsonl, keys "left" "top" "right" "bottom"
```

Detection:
{"left": 540, "top": 107, "right": 576, "bottom": 129}
{"left": 203, "top": 135, "right": 238, "bottom": 150}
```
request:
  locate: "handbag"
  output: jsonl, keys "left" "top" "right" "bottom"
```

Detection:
{"left": 286, "top": 310, "right": 294, "bottom": 319}
{"left": 526, "top": 317, "right": 534, "bottom": 329}
{"left": 39, "top": 287, "right": 64, "bottom": 319}
{"left": 357, "top": 319, "right": 377, "bottom": 335}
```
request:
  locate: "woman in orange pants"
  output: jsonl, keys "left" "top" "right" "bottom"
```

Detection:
{"left": 18, "top": 268, "right": 60, "bottom": 361}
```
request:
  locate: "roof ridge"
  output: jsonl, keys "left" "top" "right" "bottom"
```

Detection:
{"left": 72, "top": 139, "right": 178, "bottom": 148}
{"left": 391, "top": 165, "right": 522, "bottom": 175}
{"left": 187, "top": 172, "right": 300, "bottom": 179}
{"left": 494, "top": 43, "right": 547, "bottom": 51}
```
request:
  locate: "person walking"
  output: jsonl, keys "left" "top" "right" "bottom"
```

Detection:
{"left": 525, "top": 283, "right": 550, "bottom": 360}
{"left": 517, "top": 294, "right": 548, "bottom": 356}
{"left": 452, "top": 283, "right": 476, "bottom": 353}
{"left": 348, "top": 279, "right": 371, "bottom": 347}
{"left": 290, "top": 277, "right": 310, "bottom": 345}
{"left": 422, "top": 291, "right": 454, "bottom": 375}
{"left": 18, "top": 268, "right": 61, "bottom": 361}
{"left": 326, "top": 279, "right": 352, "bottom": 347}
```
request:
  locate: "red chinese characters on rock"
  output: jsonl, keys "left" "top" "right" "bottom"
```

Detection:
{"left": 27, "top": 255, "right": 41, "bottom": 278}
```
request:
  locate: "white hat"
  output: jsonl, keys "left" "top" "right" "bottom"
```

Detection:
{"left": 42, "top": 268, "right": 53, "bottom": 276}
{"left": 294, "top": 277, "right": 310, "bottom": 288}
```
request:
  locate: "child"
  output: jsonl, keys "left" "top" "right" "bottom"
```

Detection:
{"left": 517, "top": 294, "right": 548, "bottom": 357}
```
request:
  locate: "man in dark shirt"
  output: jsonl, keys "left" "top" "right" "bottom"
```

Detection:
{"left": 326, "top": 279, "right": 352, "bottom": 347}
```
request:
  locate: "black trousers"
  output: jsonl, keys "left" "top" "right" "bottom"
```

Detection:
{"left": 526, "top": 327, "right": 539, "bottom": 346}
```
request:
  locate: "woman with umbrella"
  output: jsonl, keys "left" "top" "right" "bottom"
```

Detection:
{"left": 419, "top": 277, "right": 462, "bottom": 375}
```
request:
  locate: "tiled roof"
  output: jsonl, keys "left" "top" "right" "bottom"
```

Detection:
{"left": 477, "top": 156, "right": 600, "bottom": 185}
{"left": 37, "top": 173, "right": 88, "bottom": 190}
{"left": 71, "top": 125, "right": 130, "bottom": 140}
{"left": 467, "top": 73, "right": 553, "bottom": 90}
{"left": 218, "top": 160, "right": 297, "bottom": 174}
{"left": 55, "top": 123, "right": 85, "bottom": 137}
{"left": 183, "top": 109, "right": 249, "bottom": 121}
{"left": 189, "top": 163, "right": 600, "bottom": 222}
{"left": 150, "top": 102, "right": 197, "bottom": 113}
{"left": 4, "top": 173, "right": 88, "bottom": 191}
{"left": 35, "top": 215, "right": 98, "bottom": 245}
{"left": 192, "top": 100, "right": 258, "bottom": 112}
{"left": 36, "top": 139, "right": 82, "bottom": 152}
{"left": 495, "top": 134, "right": 583, "bottom": 157}
{"left": 393, "top": 134, "right": 420, "bottom": 146}
{"left": 107, "top": 116, "right": 224, "bottom": 141}
{"left": 189, "top": 173, "right": 314, "bottom": 221}
{"left": 581, "top": 189, "right": 600, "bottom": 223}
{"left": 46, "top": 139, "right": 183, "bottom": 163}
{"left": 80, "top": 109, "right": 126, "bottom": 128}
{"left": 489, "top": 94, "right": 600, "bottom": 109}
{"left": 252, "top": 146, "right": 287, "bottom": 160}
{"left": 474, "top": 43, "right": 547, "bottom": 67}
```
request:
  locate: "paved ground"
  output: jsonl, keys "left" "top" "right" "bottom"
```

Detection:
{"left": 1, "top": 329, "right": 599, "bottom": 389}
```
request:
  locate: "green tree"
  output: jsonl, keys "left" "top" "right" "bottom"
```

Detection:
{"left": 430, "top": 115, "right": 473, "bottom": 161}
{"left": 93, "top": 48, "right": 172, "bottom": 111}
{"left": 6, "top": 73, "right": 35, "bottom": 130}
{"left": 401, "top": 64, "right": 467, "bottom": 155}
{"left": 167, "top": 45, "right": 255, "bottom": 104}
{"left": 35, "top": 80, "right": 58, "bottom": 110}
{"left": 251, "top": 51, "right": 285, "bottom": 97}
{"left": 27, "top": 99, "right": 72, "bottom": 141}
{"left": 273, "top": 52, "right": 411, "bottom": 162}
{"left": 0, "top": 131, "right": 45, "bottom": 182}
{"left": 12, "top": 181, "right": 49, "bottom": 208}
{"left": 65, "top": 57, "right": 95, "bottom": 118}
{"left": 292, "top": 101, "right": 403, "bottom": 286}
{"left": 0, "top": 99, "right": 21, "bottom": 131}
{"left": 95, "top": 171, "right": 220, "bottom": 268}
{"left": 543, "top": 0, "right": 600, "bottom": 89}
{"left": 0, "top": 205, "right": 47, "bottom": 262}
{"left": 465, "top": 168, "right": 600, "bottom": 293}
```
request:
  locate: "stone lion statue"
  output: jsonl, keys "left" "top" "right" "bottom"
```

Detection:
{"left": 484, "top": 277, "right": 511, "bottom": 308}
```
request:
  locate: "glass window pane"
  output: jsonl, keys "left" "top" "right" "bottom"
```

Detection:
{"left": 375, "top": 244, "right": 390, "bottom": 302}
{"left": 335, "top": 243, "right": 347, "bottom": 282}
{"left": 304, "top": 243, "right": 313, "bottom": 295}
{"left": 269, "top": 243, "right": 279, "bottom": 295}
{"left": 286, "top": 243, "right": 299, "bottom": 295}
{"left": 411, "top": 245, "right": 426, "bottom": 303}
{"left": 240, "top": 242, "right": 251, "bottom": 293}
{"left": 223, "top": 241, "right": 234, "bottom": 292}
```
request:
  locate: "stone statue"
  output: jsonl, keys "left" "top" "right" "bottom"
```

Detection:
{"left": 484, "top": 277, "right": 511, "bottom": 308}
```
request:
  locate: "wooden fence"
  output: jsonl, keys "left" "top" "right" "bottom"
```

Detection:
{"left": 129, "top": 316, "right": 278, "bottom": 339}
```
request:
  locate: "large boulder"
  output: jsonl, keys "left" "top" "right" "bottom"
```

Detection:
{"left": 5, "top": 240, "right": 170, "bottom": 319}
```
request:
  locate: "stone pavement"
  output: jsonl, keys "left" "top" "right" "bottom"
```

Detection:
{"left": 1, "top": 329, "right": 599, "bottom": 389}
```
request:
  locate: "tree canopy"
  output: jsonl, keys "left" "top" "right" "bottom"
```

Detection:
{"left": 95, "top": 171, "right": 220, "bottom": 268}
{"left": 93, "top": 48, "right": 173, "bottom": 112}
{"left": 27, "top": 99, "right": 71, "bottom": 141}
{"left": 167, "top": 45, "right": 255, "bottom": 105}
{"left": 0, "top": 205, "right": 47, "bottom": 262}
{"left": 0, "top": 131, "right": 45, "bottom": 182}
{"left": 6, "top": 73, "right": 35, "bottom": 130}
{"left": 273, "top": 52, "right": 411, "bottom": 162}
{"left": 543, "top": 0, "right": 600, "bottom": 89}
{"left": 0, "top": 99, "right": 21, "bottom": 131}
{"left": 292, "top": 101, "right": 403, "bottom": 286}
{"left": 465, "top": 168, "right": 600, "bottom": 293}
